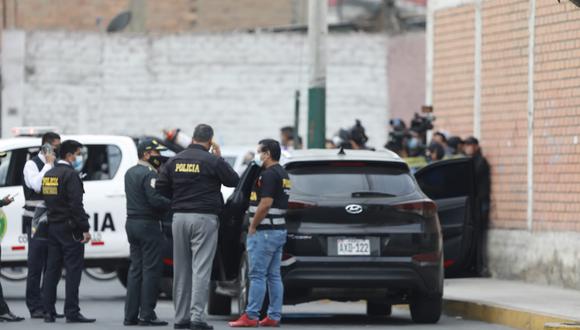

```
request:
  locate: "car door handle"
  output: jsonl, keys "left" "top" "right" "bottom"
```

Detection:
{"left": 106, "top": 193, "right": 125, "bottom": 198}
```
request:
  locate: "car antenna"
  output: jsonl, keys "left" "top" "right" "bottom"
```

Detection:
{"left": 338, "top": 146, "right": 346, "bottom": 155}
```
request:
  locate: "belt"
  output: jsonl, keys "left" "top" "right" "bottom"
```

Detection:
{"left": 24, "top": 200, "right": 44, "bottom": 208}
{"left": 256, "top": 224, "right": 286, "bottom": 231}
{"left": 253, "top": 217, "right": 286, "bottom": 226}
{"left": 248, "top": 206, "right": 287, "bottom": 216}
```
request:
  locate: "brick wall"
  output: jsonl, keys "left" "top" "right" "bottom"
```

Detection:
{"left": 0, "top": 0, "right": 296, "bottom": 33}
{"left": 431, "top": 0, "right": 580, "bottom": 288}
{"left": 432, "top": 5, "right": 475, "bottom": 138}
{"left": 387, "top": 32, "right": 426, "bottom": 124}
{"left": 533, "top": 0, "right": 580, "bottom": 232}
{"left": 432, "top": 0, "right": 580, "bottom": 233}
{"left": 2, "top": 31, "right": 388, "bottom": 148}
{"left": 2, "top": 0, "right": 129, "bottom": 31}
{"left": 481, "top": 0, "right": 529, "bottom": 230}
{"left": 195, "top": 0, "right": 296, "bottom": 32}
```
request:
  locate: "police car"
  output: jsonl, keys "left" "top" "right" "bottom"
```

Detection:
{"left": 0, "top": 133, "right": 137, "bottom": 281}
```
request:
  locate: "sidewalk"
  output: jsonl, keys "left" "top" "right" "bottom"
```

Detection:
{"left": 443, "top": 278, "right": 580, "bottom": 330}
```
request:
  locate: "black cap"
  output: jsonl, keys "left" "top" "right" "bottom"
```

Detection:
{"left": 447, "top": 136, "right": 464, "bottom": 149}
{"left": 138, "top": 138, "right": 167, "bottom": 156}
{"left": 464, "top": 136, "right": 479, "bottom": 145}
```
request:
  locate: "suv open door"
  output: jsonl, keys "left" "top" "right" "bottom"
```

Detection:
{"left": 414, "top": 157, "right": 477, "bottom": 277}
{"left": 209, "top": 162, "right": 261, "bottom": 315}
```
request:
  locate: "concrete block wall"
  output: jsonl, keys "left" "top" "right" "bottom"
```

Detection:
{"left": 2, "top": 31, "right": 388, "bottom": 148}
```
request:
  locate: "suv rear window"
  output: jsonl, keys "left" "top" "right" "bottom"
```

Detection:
{"left": 287, "top": 163, "right": 416, "bottom": 198}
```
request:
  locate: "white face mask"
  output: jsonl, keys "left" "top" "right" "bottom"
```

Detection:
{"left": 72, "top": 154, "right": 84, "bottom": 172}
{"left": 254, "top": 152, "right": 264, "bottom": 167}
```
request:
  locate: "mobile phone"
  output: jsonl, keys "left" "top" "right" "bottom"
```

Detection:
{"left": 41, "top": 143, "right": 54, "bottom": 156}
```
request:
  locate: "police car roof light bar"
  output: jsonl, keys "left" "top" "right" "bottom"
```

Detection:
{"left": 12, "top": 126, "right": 59, "bottom": 137}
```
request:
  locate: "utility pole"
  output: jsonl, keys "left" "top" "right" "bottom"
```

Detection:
{"left": 307, "top": 0, "right": 327, "bottom": 149}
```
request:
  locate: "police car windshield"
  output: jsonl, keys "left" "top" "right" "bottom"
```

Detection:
{"left": 287, "top": 163, "right": 415, "bottom": 198}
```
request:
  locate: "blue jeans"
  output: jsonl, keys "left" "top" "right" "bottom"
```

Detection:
{"left": 245, "top": 229, "right": 287, "bottom": 321}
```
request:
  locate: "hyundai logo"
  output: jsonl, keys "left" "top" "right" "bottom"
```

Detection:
{"left": 345, "top": 204, "right": 363, "bottom": 214}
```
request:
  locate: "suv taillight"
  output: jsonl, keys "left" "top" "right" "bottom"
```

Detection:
{"left": 288, "top": 200, "right": 317, "bottom": 209}
{"left": 412, "top": 251, "right": 441, "bottom": 267}
{"left": 394, "top": 201, "right": 438, "bottom": 218}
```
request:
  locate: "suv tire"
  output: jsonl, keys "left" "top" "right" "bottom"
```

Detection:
{"left": 410, "top": 293, "right": 442, "bottom": 324}
{"left": 366, "top": 302, "right": 392, "bottom": 317}
{"left": 208, "top": 281, "right": 232, "bottom": 315}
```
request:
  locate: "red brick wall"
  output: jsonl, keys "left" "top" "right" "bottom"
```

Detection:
{"left": 533, "top": 0, "right": 580, "bottom": 232}
{"left": 433, "top": 0, "right": 580, "bottom": 232}
{"left": 388, "top": 32, "right": 426, "bottom": 124}
{"left": 0, "top": 0, "right": 294, "bottom": 33}
{"left": 481, "top": 0, "right": 529, "bottom": 229}
{"left": 6, "top": 0, "right": 130, "bottom": 31}
{"left": 432, "top": 5, "right": 475, "bottom": 138}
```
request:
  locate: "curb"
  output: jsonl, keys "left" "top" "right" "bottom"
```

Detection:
{"left": 544, "top": 323, "right": 580, "bottom": 330}
{"left": 443, "top": 299, "right": 580, "bottom": 330}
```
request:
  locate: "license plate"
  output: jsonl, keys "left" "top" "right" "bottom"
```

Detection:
{"left": 337, "top": 239, "right": 371, "bottom": 256}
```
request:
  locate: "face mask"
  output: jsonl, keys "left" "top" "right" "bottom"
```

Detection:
{"left": 54, "top": 145, "right": 61, "bottom": 159}
{"left": 72, "top": 155, "right": 84, "bottom": 172}
{"left": 148, "top": 155, "right": 168, "bottom": 169}
{"left": 407, "top": 138, "right": 420, "bottom": 150}
{"left": 254, "top": 152, "right": 264, "bottom": 167}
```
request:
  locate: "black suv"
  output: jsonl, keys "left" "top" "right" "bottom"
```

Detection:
{"left": 208, "top": 149, "right": 478, "bottom": 324}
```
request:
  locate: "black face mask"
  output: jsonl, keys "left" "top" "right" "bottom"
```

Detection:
{"left": 148, "top": 155, "right": 169, "bottom": 169}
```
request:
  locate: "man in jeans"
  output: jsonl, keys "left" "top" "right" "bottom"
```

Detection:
{"left": 229, "top": 139, "right": 290, "bottom": 328}
{"left": 157, "top": 124, "right": 239, "bottom": 330}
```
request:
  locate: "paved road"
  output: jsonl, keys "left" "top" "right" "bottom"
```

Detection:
{"left": 1, "top": 276, "right": 513, "bottom": 329}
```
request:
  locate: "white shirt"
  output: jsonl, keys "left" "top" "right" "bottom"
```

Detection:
{"left": 23, "top": 153, "right": 53, "bottom": 194}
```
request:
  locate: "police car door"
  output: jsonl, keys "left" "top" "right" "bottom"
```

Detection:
{"left": 79, "top": 141, "right": 131, "bottom": 260}
{"left": 0, "top": 145, "right": 39, "bottom": 267}
{"left": 414, "top": 157, "right": 477, "bottom": 277}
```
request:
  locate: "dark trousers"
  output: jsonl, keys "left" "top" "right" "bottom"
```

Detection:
{"left": 25, "top": 220, "right": 49, "bottom": 314}
{"left": 0, "top": 247, "right": 11, "bottom": 315}
{"left": 124, "top": 220, "right": 163, "bottom": 321}
{"left": 43, "top": 223, "right": 85, "bottom": 318}
{"left": 476, "top": 199, "right": 490, "bottom": 275}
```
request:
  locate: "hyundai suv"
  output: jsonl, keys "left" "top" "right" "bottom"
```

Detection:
{"left": 207, "top": 149, "right": 476, "bottom": 324}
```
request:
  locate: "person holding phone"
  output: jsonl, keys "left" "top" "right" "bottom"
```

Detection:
{"left": 157, "top": 124, "right": 239, "bottom": 330}
{"left": 41, "top": 140, "right": 95, "bottom": 324}
{"left": 22, "top": 131, "right": 61, "bottom": 319}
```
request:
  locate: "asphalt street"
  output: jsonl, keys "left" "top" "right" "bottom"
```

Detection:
{"left": 0, "top": 275, "right": 513, "bottom": 329}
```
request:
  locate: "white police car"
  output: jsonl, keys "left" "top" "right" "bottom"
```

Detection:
{"left": 0, "top": 134, "right": 137, "bottom": 281}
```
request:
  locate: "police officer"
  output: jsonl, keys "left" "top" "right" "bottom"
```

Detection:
{"left": 22, "top": 132, "right": 61, "bottom": 319}
{"left": 229, "top": 139, "right": 290, "bottom": 328}
{"left": 0, "top": 151, "right": 24, "bottom": 323}
{"left": 157, "top": 124, "right": 239, "bottom": 330}
{"left": 123, "top": 138, "right": 171, "bottom": 326}
{"left": 41, "top": 140, "right": 95, "bottom": 323}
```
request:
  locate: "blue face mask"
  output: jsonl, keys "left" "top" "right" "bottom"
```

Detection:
{"left": 254, "top": 152, "right": 264, "bottom": 167}
{"left": 407, "top": 138, "right": 420, "bottom": 150}
{"left": 72, "top": 155, "right": 84, "bottom": 172}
